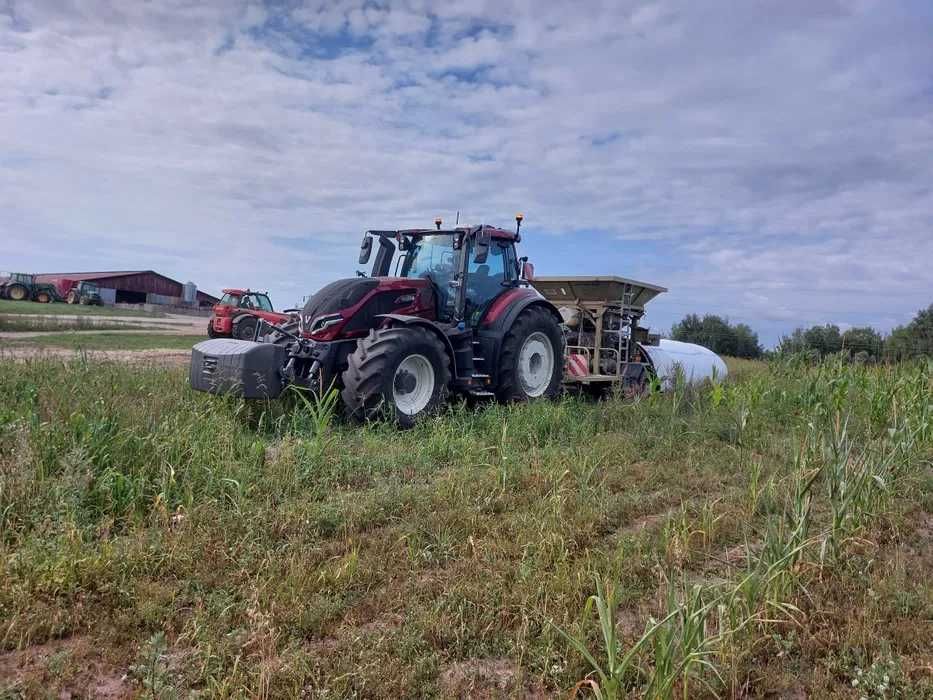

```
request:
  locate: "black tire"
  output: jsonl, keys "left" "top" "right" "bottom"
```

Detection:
{"left": 207, "top": 319, "right": 218, "bottom": 338}
{"left": 8, "top": 284, "right": 28, "bottom": 302}
{"left": 495, "top": 305, "right": 564, "bottom": 402}
{"left": 342, "top": 326, "right": 450, "bottom": 429}
{"left": 234, "top": 316, "right": 258, "bottom": 341}
{"left": 66, "top": 291, "right": 78, "bottom": 304}
{"left": 36, "top": 291, "right": 52, "bottom": 303}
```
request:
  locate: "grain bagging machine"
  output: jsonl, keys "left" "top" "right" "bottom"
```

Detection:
{"left": 529, "top": 276, "right": 726, "bottom": 392}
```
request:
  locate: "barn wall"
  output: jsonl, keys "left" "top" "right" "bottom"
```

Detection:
{"left": 95, "top": 273, "right": 183, "bottom": 297}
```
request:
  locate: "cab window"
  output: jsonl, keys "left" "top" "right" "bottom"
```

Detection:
{"left": 251, "top": 294, "right": 274, "bottom": 311}
{"left": 466, "top": 240, "right": 515, "bottom": 322}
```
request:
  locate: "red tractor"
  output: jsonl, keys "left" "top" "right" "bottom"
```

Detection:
{"left": 208, "top": 289, "right": 295, "bottom": 341}
{"left": 191, "top": 216, "right": 565, "bottom": 427}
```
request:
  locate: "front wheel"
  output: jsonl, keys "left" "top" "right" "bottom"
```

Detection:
{"left": 234, "top": 316, "right": 258, "bottom": 341}
{"left": 7, "top": 284, "right": 28, "bottom": 302}
{"left": 496, "top": 306, "right": 564, "bottom": 402}
{"left": 342, "top": 326, "right": 450, "bottom": 428}
{"left": 66, "top": 291, "right": 78, "bottom": 304}
{"left": 36, "top": 291, "right": 52, "bottom": 303}
{"left": 207, "top": 319, "right": 218, "bottom": 338}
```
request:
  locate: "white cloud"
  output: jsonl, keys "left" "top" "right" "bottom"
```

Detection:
{"left": 0, "top": 0, "right": 930, "bottom": 342}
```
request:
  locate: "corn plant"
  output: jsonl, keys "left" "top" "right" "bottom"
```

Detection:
{"left": 643, "top": 583, "right": 725, "bottom": 700}
{"left": 552, "top": 576, "right": 649, "bottom": 699}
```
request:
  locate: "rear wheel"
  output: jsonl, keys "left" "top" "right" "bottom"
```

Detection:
{"left": 234, "top": 316, "right": 258, "bottom": 341}
{"left": 495, "top": 306, "right": 564, "bottom": 402}
{"left": 66, "top": 291, "right": 78, "bottom": 304}
{"left": 8, "top": 284, "right": 28, "bottom": 302}
{"left": 342, "top": 326, "right": 450, "bottom": 428}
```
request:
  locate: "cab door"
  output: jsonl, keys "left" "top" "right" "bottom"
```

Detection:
{"left": 464, "top": 239, "right": 517, "bottom": 326}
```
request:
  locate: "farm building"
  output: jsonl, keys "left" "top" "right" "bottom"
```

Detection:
{"left": 33, "top": 270, "right": 219, "bottom": 307}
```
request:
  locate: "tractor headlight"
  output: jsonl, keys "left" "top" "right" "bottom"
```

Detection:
{"left": 309, "top": 313, "right": 343, "bottom": 333}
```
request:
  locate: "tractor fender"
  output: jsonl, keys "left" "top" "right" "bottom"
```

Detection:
{"left": 231, "top": 312, "right": 257, "bottom": 326}
{"left": 482, "top": 288, "right": 563, "bottom": 334}
{"left": 477, "top": 290, "right": 564, "bottom": 382}
{"left": 376, "top": 314, "right": 458, "bottom": 378}
{"left": 230, "top": 312, "right": 262, "bottom": 338}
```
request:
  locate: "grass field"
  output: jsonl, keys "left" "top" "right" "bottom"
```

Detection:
{"left": 0, "top": 298, "right": 165, "bottom": 317}
{"left": 0, "top": 357, "right": 930, "bottom": 698}
{"left": 2, "top": 332, "right": 204, "bottom": 351}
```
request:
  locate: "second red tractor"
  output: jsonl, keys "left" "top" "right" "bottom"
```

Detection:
{"left": 207, "top": 289, "right": 295, "bottom": 340}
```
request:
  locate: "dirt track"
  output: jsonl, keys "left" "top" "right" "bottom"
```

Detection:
{"left": 0, "top": 312, "right": 206, "bottom": 335}
{"left": 0, "top": 347, "right": 193, "bottom": 366}
{"left": 0, "top": 328, "right": 200, "bottom": 339}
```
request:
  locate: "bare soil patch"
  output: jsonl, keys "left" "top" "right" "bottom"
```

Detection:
{"left": 0, "top": 636, "right": 130, "bottom": 699}
{"left": 439, "top": 657, "right": 551, "bottom": 699}
{"left": 615, "top": 508, "right": 676, "bottom": 537}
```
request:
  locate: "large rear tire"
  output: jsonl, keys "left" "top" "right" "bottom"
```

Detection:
{"left": 8, "top": 284, "right": 28, "bottom": 302}
{"left": 234, "top": 316, "right": 259, "bottom": 341}
{"left": 495, "top": 306, "right": 564, "bottom": 402}
{"left": 342, "top": 326, "right": 450, "bottom": 428}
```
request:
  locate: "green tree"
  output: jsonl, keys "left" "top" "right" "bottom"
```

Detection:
{"left": 779, "top": 324, "right": 844, "bottom": 359}
{"left": 670, "top": 314, "right": 762, "bottom": 358}
{"left": 884, "top": 304, "right": 933, "bottom": 360}
{"left": 803, "top": 324, "right": 842, "bottom": 356}
{"left": 841, "top": 326, "right": 883, "bottom": 359}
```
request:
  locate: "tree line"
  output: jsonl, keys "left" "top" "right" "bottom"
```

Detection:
{"left": 669, "top": 303, "right": 932, "bottom": 361}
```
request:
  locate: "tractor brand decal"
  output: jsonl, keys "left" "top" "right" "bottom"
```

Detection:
{"left": 566, "top": 353, "right": 589, "bottom": 377}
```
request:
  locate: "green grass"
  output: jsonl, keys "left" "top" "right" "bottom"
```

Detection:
{"left": 0, "top": 298, "right": 166, "bottom": 317}
{"left": 3, "top": 332, "right": 204, "bottom": 351}
{"left": 0, "top": 357, "right": 930, "bottom": 698}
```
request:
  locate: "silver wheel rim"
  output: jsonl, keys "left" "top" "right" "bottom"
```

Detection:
{"left": 393, "top": 353, "right": 435, "bottom": 415}
{"left": 518, "top": 332, "right": 554, "bottom": 397}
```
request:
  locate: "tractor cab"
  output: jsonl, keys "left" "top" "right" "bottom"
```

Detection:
{"left": 356, "top": 216, "right": 530, "bottom": 328}
{"left": 10, "top": 272, "right": 35, "bottom": 285}
{"left": 217, "top": 289, "right": 274, "bottom": 313}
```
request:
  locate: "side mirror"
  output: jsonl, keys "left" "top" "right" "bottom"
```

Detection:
{"left": 359, "top": 235, "right": 373, "bottom": 264}
{"left": 521, "top": 261, "right": 535, "bottom": 281}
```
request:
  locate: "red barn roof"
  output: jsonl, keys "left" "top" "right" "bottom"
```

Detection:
{"left": 34, "top": 270, "right": 219, "bottom": 304}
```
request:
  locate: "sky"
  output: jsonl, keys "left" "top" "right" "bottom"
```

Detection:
{"left": 2, "top": 0, "right": 931, "bottom": 346}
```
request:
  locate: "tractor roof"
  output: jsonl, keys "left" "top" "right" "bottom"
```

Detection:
{"left": 366, "top": 225, "right": 517, "bottom": 241}
{"left": 221, "top": 288, "right": 269, "bottom": 296}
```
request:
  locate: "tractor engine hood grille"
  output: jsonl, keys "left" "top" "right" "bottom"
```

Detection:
{"left": 302, "top": 278, "right": 379, "bottom": 324}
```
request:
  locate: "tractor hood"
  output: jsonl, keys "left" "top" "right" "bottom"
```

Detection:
{"left": 300, "top": 276, "right": 433, "bottom": 337}
{"left": 301, "top": 278, "right": 380, "bottom": 325}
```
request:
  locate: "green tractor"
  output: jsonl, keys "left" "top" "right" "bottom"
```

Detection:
{"left": 67, "top": 281, "right": 102, "bottom": 306}
{"left": 0, "top": 272, "right": 61, "bottom": 303}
